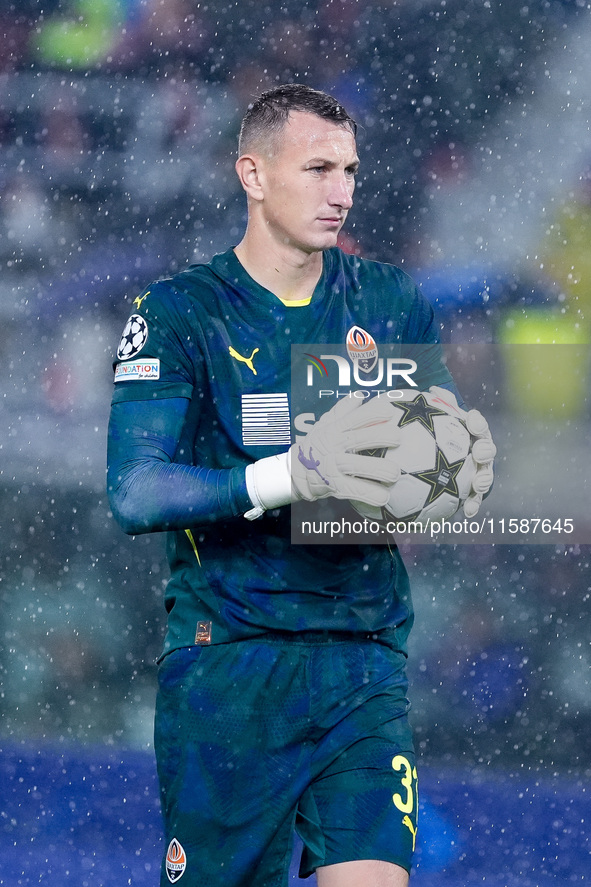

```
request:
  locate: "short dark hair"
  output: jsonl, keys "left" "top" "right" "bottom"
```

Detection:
{"left": 238, "top": 83, "right": 357, "bottom": 156}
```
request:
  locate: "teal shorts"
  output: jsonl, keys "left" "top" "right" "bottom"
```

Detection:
{"left": 154, "top": 636, "right": 418, "bottom": 886}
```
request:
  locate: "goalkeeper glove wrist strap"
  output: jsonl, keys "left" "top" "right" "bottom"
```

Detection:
{"left": 244, "top": 451, "right": 292, "bottom": 520}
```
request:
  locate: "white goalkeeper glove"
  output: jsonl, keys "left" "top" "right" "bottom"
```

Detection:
{"left": 244, "top": 395, "right": 401, "bottom": 519}
{"left": 428, "top": 386, "right": 496, "bottom": 518}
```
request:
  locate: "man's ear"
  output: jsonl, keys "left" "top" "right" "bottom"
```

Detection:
{"left": 235, "top": 154, "right": 265, "bottom": 202}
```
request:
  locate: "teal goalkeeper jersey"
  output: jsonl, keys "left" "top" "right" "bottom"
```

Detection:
{"left": 110, "top": 247, "right": 454, "bottom": 657}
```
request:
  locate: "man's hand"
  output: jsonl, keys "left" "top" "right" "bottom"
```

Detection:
{"left": 428, "top": 386, "right": 496, "bottom": 518}
{"left": 290, "top": 395, "right": 402, "bottom": 506}
{"left": 244, "top": 395, "right": 402, "bottom": 519}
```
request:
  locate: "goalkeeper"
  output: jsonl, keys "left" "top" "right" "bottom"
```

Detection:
{"left": 107, "top": 84, "right": 494, "bottom": 887}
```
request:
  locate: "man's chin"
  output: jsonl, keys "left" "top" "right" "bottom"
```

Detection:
{"left": 286, "top": 227, "right": 342, "bottom": 254}
{"left": 303, "top": 231, "right": 342, "bottom": 252}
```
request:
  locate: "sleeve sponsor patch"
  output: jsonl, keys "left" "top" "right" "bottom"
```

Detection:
{"left": 114, "top": 359, "right": 160, "bottom": 381}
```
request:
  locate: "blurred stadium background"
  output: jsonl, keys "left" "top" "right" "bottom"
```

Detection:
{"left": 1, "top": 0, "right": 590, "bottom": 883}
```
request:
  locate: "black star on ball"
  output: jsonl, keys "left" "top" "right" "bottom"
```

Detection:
{"left": 415, "top": 448, "right": 464, "bottom": 505}
{"left": 396, "top": 393, "right": 450, "bottom": 434}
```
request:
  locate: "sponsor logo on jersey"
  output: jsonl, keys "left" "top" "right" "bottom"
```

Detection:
{"left": 346, "top": 325, "right": 378, "bottom": 372}
{"left": 114, "top": 359, "right": 160, "bottom": 382}
{"left": 165, "top": 838, "right": 187, "bottom": 882}
{"left": 133, "top": 290, "right": 150, "bottom": 310}
{"left": 229, "top": 345, "right": 259, "bottom": 375}
{"left": 241, "top": 393, "right": 291, "bottom": 446}
{"left": 117, "top": 314, "right": 149, "bottom": 360}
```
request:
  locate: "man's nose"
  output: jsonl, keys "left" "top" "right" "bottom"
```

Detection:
{"left": 328, "top": 173, "right": 354, "bottom": 209}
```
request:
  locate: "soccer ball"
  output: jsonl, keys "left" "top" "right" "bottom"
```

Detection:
{"left": 352, "top": 390, "right": 477, "bottom": 528}
{"left": 117, "top": 314, "right": 148, "bottom": 360}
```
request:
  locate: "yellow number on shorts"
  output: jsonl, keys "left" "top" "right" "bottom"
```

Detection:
{"left": 391, "top": 754, "right": 417, "bottom": 814}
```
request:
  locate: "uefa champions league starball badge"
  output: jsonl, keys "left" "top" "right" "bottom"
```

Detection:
{"left": 117, "top": 314, "right": 149, "bottom": 360}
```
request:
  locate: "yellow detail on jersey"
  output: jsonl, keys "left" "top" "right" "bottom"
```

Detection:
{"left": 133, "top": 291, "right": 150, "bottom": 310}
{"left": 392, "top": 754, "right": 417, "bottom": 814}
{"left": 402, "top": 815, "right": 418, "bottom": 851}
{"left": 229, "top": 345, "right": 259, "bottom": 375}
{"left": 185, "top": 529, "right": 202, "bottom": 567}
{"left": 278, "top": 295, "right": 312, "bottom": 307}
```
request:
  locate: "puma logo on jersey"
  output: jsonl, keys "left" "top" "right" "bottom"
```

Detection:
{"left": 229, "top": 345, "right": 259, "bottom": 375}
{"left": 402, "top": 815, "right": 417, "bottom": 851}
{"left": 133, "top": 291, "right": 149, "bottom": 310}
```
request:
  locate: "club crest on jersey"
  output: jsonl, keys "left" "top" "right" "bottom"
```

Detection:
{"left": 166, "top": 838, "right": 187, "bottom": 882}
{"left": 346, "top": 326, "right": 378, "bottom": 373}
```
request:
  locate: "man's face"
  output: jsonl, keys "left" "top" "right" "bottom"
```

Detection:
{"left": 256, "top": 110, "right": 359, "bottom": 254}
